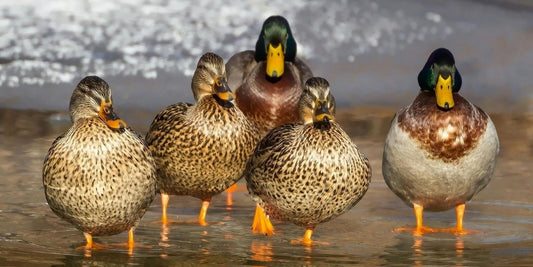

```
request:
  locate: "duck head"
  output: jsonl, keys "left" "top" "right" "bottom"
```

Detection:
{"left": 69, "top": 76, "right": 127, "bottom": 132}
{"left": 299, "top": 77, "right": 336, "bottom": 126}
{"left": 417, "top": 48, "right": 462, "bottom": 111}
{"left": 192, "top": 52, "right": 234, "bottom": 106}
{"left": 254, "top": 15, "right": 297, "bottom": 79}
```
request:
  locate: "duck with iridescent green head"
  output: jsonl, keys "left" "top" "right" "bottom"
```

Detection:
{"left": 226, "top": 15, "right": 313, "bottom": 135}
{"left": 382, "top": 48, "right": 500, "bottom": 235}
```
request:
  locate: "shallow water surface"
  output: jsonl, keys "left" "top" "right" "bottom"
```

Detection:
{"left": 0, "top": 109, "right": 532, "bottom": 266}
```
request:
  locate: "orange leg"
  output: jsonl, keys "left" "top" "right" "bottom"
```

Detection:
{"left": 456, "top": 203, "right": 465, "bottom": 232}
{"left": 290, "top": 227, "right": 329, "bottom": 246}
{"left": 161, "top": 193, "right": 169, "bottom": 225}
{"left": 226, "top": 184, "right": 237, "bottom": 206}
{"left": 198, "top": 199, "right": 210, "bottom": 226}
{"left": 443, "top": 203, "right": 474, "bottom": 235}
{"left": 395, "top": 203, "right": 438, "bottom": 235}
{"left": 84, "top": 232, "right": 93, "bottom": 249}
{"left": 251, "top": 205, "right": 274, "bottom": 236}
{"left": 127, "top": 229, "right": 134, "bottom": 256}
{"left": 225, "top": 184, "right": 247, "bottom": 206}
{"left": 77, "top": 232, "right": 108, "bottom": 253}
{"left": 303, "top": 228, "right": 313, "bottom": 245}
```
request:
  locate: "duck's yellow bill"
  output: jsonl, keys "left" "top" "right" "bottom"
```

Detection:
{"left": 435, "top": 74, "right": 454, "bottom": 110}
{"left": 98, "top": 101, "right": 127, "bottom": 131}
{"left": 266, "top": 43, "right": 284, "bottom": 78}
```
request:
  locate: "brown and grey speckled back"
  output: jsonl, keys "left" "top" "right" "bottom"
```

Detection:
{"left": 246, "top": 121, "right": 371, "bottom": 227}
{"left": 145, "top": 96, "right": 260, "bottom": 200}
{"left": 43, "top": 118, "right": 157, "bottom": 236}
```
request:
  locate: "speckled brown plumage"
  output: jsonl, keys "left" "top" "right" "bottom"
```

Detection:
{"left": 145, "top": 53, "right": 260, "bottom": 203}
{"left": 146, "top": 97, "right": 260, "bottom": 199}
{"left": 246, "top": 77, "right": 371, "bottom": 230}
{"left": 43, "top": 76, "right": 157, "bottom": 238}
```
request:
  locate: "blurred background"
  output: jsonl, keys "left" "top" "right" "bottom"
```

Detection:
{"left": 0, "top": 0, "right": 531, "bottom": 115}
{"left": 0, "top": 0, "right": 532, "bottom": 265}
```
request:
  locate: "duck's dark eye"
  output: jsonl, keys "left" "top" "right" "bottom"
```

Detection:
{"left": 440, "top": 85, "right": 443, "bottom": 89}
{"left": 104, "top": 108, "right": 110, "bottom": 114}
{"left": 277, "top": 52, "right": 280, "bottom": 56}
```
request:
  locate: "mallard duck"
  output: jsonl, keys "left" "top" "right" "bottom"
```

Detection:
{"left": 145, "top": 52, "right": 260, "bottom": 226}
{"left": 382, "top": 48, "right": 500, "bottom": 235}
{"left": 245, "top": 77, "right": 371, "bottom": 245}
{"left": 226, "top": 15, "right": 313, "bottom": 135}
{"left": 43, "top": 76, "right": 157, "bottom": 252}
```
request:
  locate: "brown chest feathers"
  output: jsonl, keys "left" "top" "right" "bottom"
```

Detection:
{"left": 398, "top": 92, "right": 488, "bottom": 162}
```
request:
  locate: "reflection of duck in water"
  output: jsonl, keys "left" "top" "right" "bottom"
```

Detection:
{"left": 246, "top": 77, "right": 371, "bottom": 245}
{"left": 43, "top": 76, "right": 157, "bottom": 251}
{"left": 382, "top": 48, "right": 499, "bottom": 235}
{"left": 146, "top": 53, "right": 260, "bottom": 225}
{"left": 226, "top": 15, "right": 313, "bottom": 135}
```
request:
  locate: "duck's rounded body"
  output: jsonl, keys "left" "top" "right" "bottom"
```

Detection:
{"left": 226, "top": 16, "right": 313, "bottom": 135}
{"left": 146, "top": 52, "right": 260, "bottom": 225}
{"left": 246, "top": 77, "right": 371, "bottom": 244}
{"left": 43, "top": 76, "right": 157, "bottom": 248}
{"left": 247, "top": 120, "right": 371, "bottom": 226}
{"left": 382, "top": 48, "right": 499, "bottom": 234}
{"left": 147, "top": 96, "right": 259, "bottom": 200}
{"left": 383, "top": 92, "right": 499, "bottom": 212}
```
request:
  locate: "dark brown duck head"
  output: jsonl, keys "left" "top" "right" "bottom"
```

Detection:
{"left": 192, "top": 52, "right": 234, "bottom": 107}
{"left": 69, "top": 76, "right": 127, "bottom": 132}
{"left": 299, "top": 77, "right": 336, "bottom": 127}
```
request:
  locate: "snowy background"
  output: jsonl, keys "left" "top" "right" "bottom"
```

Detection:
{"left": 0, "top": 0, "right": 531, "bottom": 112}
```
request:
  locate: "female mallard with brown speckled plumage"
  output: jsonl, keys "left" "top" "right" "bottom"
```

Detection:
{"left": 145, "top": 52, "right": 260, "bottom": 226}
{"left": 226, "top": 15, "right": 313, "bottom": 135}
{"left": 382, "top": 48, "right": 499, "bottom": 235}
{"left": 245, "top": 77, "right": 371, "bottom": 245}
{"left": 43, "top": 76, "right": 157, "bottom": 252}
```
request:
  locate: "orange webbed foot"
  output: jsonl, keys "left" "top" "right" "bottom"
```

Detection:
{"left": 394, "top": 225, "right": 440, "bottom": 236}
{"left": 251, "top": 205, "right": 274, "bottom": 237}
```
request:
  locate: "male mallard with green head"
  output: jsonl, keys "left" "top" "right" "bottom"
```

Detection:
{"left": 382, "top": 48, "right": 499, "bottom": 235}
{"left": 146, "top": 52, "right": 260, "bottom": 226}
{"left": 43, "top": 76, "right": 157, "bottom": 252}
{"left": 246, "top": 77, "right": 371, "bottom": 245}
{"left": 226, "top": 15, "right": 313, "bottom": 135}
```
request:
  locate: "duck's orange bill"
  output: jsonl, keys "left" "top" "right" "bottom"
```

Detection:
{"left": 266, "top": 43, "right": 284, "bottom": 78}
{"left": 314, "top": 99, "right": 333, "bottom": 122}
{"left": 214, "top": 77, "right": 234, "bottom": 101}
{"left": 98, "top": 101, "right": 127, "bottom": 131}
